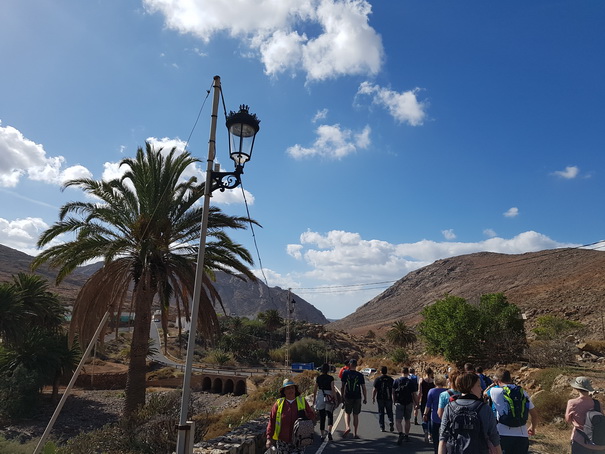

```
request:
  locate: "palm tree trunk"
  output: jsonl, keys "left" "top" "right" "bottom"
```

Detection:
{"left": 124, "top": 277, "right": 155, "bottom": 415}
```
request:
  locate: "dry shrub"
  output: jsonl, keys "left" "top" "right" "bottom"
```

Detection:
{"left": 526, "top": 340, "right": 575, "bottom": 368}
{"left": 532, "top": 368, "right": 571, "bottom": 392}
{"left": 531, "top": 390, "right": 569, "bottom": 423}
{"left": 146, "top": 366, "right": 183, "bottom": 380}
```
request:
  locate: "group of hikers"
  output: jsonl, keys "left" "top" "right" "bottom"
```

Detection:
{"left": 264, "top": 359, "right": 604, "bottom": 454}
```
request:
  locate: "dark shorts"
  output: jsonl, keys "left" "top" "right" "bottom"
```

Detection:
{"left": 344, "top": 398, "right": 362, "bottom": 415}
{"left": 500, "top": 435, "right": 529, "bottom": 454}
{"left": 395, "top": 402, "right": 414, "bottom": 421}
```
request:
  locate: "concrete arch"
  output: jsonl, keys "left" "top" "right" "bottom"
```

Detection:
{"left": 212, "top": 377, "right": 223, "bottom": 394}
{"left": 223, "top": 378, "right": 234, "bottom": 394}
{"left": 234, "top": 379, "right": 246, "bottom": 396}
{"left": 202, "top": 376, "right": 212, "bottom": 392}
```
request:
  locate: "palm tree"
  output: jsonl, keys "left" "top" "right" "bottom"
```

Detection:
{"left": 33, "top": 144, "right": 257, "bottom": 414}
{"left": 386, "top": 320, "right": 417, "bottom": 348}
{"left": 257, "top": 309, "right": 283, "bottom": 331}
{"left": 0, "top": 274, "right": 79, "bottom": 405}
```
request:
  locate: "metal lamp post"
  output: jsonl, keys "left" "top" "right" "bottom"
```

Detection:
{"left": 176, "top": 75, "right": 260, "bottom": 454}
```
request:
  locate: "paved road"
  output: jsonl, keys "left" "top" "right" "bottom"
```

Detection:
{"left": 306, "top": 381, "right": 436, "bottom": 454}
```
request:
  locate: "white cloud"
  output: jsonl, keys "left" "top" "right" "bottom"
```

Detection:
{"left": 285, "top": 229, "right": 576, "bottom": 286}
{"left": 504, "top": 207, "right": 519, "bottom": 218}
{"left": 0, "top": 122, "right": 92, "bottom": 187}
{"left": 483, "top": 228, "right": 497, "bottom": 238}
{"left": 287, "top": 244, "right": 303, "bottom": 260}
{"left": 312, "top": 108, "right": 329, "bottom": 123}
{"left": 552, "top": 165, "right": 579, "bottom": 179}
{"left": 253, "top": 267, "right": 301, "bottom": 290}
{"left": 143, "top": 0, "right": 384, "bottom": 81}
{"left": 442, "top": 229, "right": 456, "bottom": 240}
{"left": 0, "top": 217, "right": 52, "bottom": 256}
{"left": 286, "top": 124, "right": 371, "bottom": 159}
{"left": 356, "top": 82, "right": 427, "bottom": 126}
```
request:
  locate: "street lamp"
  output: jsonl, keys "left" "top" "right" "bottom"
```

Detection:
{"left": 176, "top": 76, "right": 260, "bottom": 454}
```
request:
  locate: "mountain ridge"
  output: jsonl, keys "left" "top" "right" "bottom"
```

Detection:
{"left": 328, "top": 247, "right": 605, "bottom": 336}
{"left": 0, "top": 243, "right": 328, "bottom": 324}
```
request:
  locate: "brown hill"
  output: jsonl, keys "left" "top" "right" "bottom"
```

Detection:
{"left": 328, "top": 248, "right": 605, "bottom": 336}
{"left": 0, "top": 244, "right": 328, "bottom": 324}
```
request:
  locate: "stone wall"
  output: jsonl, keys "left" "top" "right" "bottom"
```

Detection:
{"left": 190, "top": 415, "right": 269, "bottom": 454}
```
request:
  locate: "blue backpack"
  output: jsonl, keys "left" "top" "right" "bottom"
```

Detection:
{"left": 498, "top": 385, "right": 529, "bottom": 428}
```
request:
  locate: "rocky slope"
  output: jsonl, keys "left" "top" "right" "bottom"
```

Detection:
{"left": 0, "top": 244, "right": 328, "bottom": 324}
{"left": 329, "top": 247, "right": 605, "bottom": 336}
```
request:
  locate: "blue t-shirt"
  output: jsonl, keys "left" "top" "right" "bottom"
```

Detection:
{"left": 438, "top": 388, "right": 461, "bottom": 409}
{"left": 426, "top": 387, "right": 448, "bottom": 423}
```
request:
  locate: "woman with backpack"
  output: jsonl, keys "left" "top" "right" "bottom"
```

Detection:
{"left": 438, "top": 372, "right": 502, "bottom": 454}
{"left": 266, "top": 379, "right": 317, "bottom": 454}
{"left": 565, "top": 376, "right": 605, "bottom": 453}
{"left": 312, "top": 363, "right": 338, "bottom": 441}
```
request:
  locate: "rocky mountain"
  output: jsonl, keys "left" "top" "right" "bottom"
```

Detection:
{"left": 0, "top": 244, "right": 328, "bottom": 324}
{"left": 211, "top": 271, "right": 328, "bottom": 324}
{"left": 328, "top": 247, "right": 605, "bottom": 336}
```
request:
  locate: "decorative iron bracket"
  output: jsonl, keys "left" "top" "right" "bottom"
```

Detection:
{"left": 209, "top": 165, "right": 244, "bottom": 193}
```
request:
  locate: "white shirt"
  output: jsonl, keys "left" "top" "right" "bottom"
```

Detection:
{"left": 490, "top": 384, "right": 534, "bottom": 437}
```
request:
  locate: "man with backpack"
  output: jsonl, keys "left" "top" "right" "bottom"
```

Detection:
{"left": 340, "top": 359, "right": 367, "bottom": 439}
{"left": 565, "top": 376, "right": 605, "bottom": 453}
{"left": 488, "top": 369, "right": 538, "bottom": 454}
{"left": 393, "top": 366, "right": 419, "bottom": 444}
{"left": 372, "top": 366, "right": 395, "bottom": 433}
{"left": 439, "top": 372, "right": 502, "bottom": 454}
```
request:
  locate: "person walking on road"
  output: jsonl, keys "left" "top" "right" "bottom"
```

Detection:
{"left": 439, "top": 372, "right": 502, "bottom": 454}
{"left": 372, "top": 366, "right": 395, "bottom": 433}
{"left": 393, "top": 366, "right": 419, "bottom": 444}
{"left": 418, "top": 367, "right": 436, "bottom": 442}
{"left": 424, "top": 375, "right": 447, "bottom": 453}
{"left": 488, "top": 368, "right": 538, "bottom": 454}
{"left": 266, "top": 379, "right": 316, "bottom": 454}
{"left": 341, "top": 359, "right": 367, "bottom": 439}
{"left": 312, "top": 363, "right": 338, "bottom": 441}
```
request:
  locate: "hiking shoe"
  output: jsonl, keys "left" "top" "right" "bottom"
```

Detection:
{"left": 389, "top": 422, "right": 394, "bottom": 432}
{"left": 397, "top": 433, "right": 404, "bottom": 445}
{"left": 404, "top": 434, "right": 411, "bottom": 442}
{"left": 380, "top": 426, "right": 385, "bottom": 432}
{"left": 327, "top": 433, "right": 333, "bottom": 441}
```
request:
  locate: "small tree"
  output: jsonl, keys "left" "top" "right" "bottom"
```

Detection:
{"left": 418, "top": 295, "right": 480, "bottom": 363}
{"left": 476, "top": 293, "right": 526, "bottom": 362}
{"left": 418, "top": 293, "right": 527, "bottom": 365}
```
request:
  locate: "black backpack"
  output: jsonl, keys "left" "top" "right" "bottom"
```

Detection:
{"left": 344, "top": 372, "right": 361, "bottom": 398}
{"left": 443, "top": 399, "right": 488, "bottom": 454}
{"left": 374, "top": 375, "right": 392, "bottom": 400}
{"left": 393, "top": 377, "right": 413, "bottom": 404}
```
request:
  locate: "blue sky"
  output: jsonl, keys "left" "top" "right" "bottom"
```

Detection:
{"left": 1, "top": 1, "right": 604, "bottom": 320}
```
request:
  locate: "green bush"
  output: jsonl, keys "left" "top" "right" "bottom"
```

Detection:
{"left": 288, "top": 338, "right": 333, "bottom": 365}
{"left": 533, "top": 315, "right": 584, "bottom": 340}
{"left": 0, "top": 365, "right": 42, "bottom": 419}
{"left": 391, "top": 347, "right": 408, "bottom": 364}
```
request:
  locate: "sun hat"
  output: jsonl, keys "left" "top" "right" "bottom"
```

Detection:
{"left": 279, "top": 378, "right": 300, "bottom": 397}
{"left": 570, "top": 376, "right": 594, "bottom": 392}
